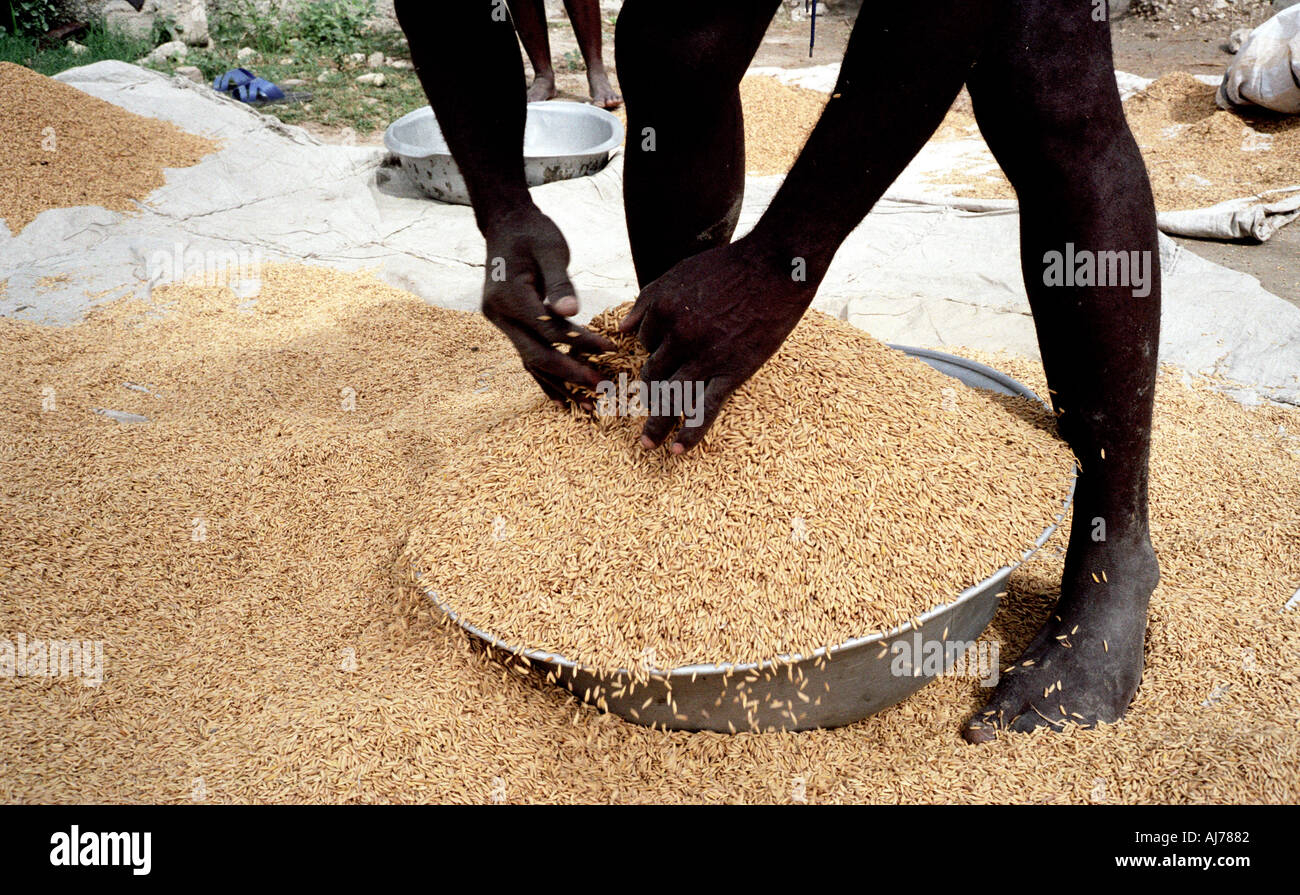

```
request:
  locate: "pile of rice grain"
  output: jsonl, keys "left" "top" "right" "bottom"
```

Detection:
{"left": 0, "top": 63, "right": 216, "bottom": 234}
{"left": 740, "top": 75, "right": 829, "bottom": 175}
{"left": 1, "top": 264, "right": 1296, "bottom": 804}
{"left": 609, "top": 75, "right": 829, "bottom": 176}
{"left": 929, "top": 72, "right": 1300, "bottom": 210}
{"left": 404, "top": 305, "right": 1075, "bottom": 672}
{"left": 1124, "top": 72, "right": 1300, "bottom": 211}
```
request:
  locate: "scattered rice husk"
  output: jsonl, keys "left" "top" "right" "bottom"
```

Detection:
{"left": 929, "top": 73, "right": 1300, "bottom": 210}
{"left": 405, "top": 305, "right": 1074, "bottom": 672}
{"left": 0, "top": 63, "right": 217, "bottom": 234}
{"left": 0, "top": 264, "right": 1296, "bottom": 804}
{"left": 1123, "top": 73, "right": 1300, "bottom": 211}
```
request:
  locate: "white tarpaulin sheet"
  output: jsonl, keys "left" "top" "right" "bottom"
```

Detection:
{"left": 2, "top": 61, "right": 1297, "bottom": 407}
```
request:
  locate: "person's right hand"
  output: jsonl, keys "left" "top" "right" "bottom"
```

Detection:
{"left": 481, "top": 204, "right": 614, "bottom": 404}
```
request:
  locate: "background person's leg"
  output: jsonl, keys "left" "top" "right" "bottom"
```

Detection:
{"left": 615, "top": 0, "right": 782, "bottom": 287}
{"left": 963, "top": 0, "right": 1161, "bottom": 740}
{"left": 508, "top": 0, "right": 558, "bottom": 102}
{"left": 563, "top": 0, "right": 621, "bottom": 108}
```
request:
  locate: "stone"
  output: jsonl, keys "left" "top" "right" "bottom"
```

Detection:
{"left": 103, "top": 0, "right": 209, "bottom": 47}
{"left": 367, "top": 51, "right": 385, "bottom": 68}
{"left": 151, "top": 0, "right": 210, "bottom": 47}
{"left": 175, "top": 65, "right": 204, "bottom": 83}
{"left": 67, "top": 41, "right": 89, "bottom": 55}
{"left": 356, "top": 72, "right": 386, "bottom": 87}
{"left": 281, "top": 78, "right": 307, "bottom": 87}
{"left": 103, "top": 0, "right": 155, "bottom": 40}
{"left": 236, "top": 46, "right": 256, "bottom": 61}
{"left": 146, "top": 40, "right": 189, "bottom": 64}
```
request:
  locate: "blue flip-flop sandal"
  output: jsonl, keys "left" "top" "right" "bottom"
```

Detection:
{"left": 212, "top": 68, "right": 312, "bottom": 106}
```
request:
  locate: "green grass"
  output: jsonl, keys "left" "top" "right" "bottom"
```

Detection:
{"left": 0, "top": 25, "right": 154, "bottom": 75}
{"left": 149, "top": 26, "right": 423, "bottom": 135}
{"left": 4, "top": 1, "right": 428, "bottom": 136}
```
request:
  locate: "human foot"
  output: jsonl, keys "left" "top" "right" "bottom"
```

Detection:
{"left": 527, "top": 71, "right": 557, "bottom": 102}
{"left": 587, "top": 67, "right": 622, "bottom": 108}
{"left": 962, "top": 536, "right": 1159, "bottom": 742}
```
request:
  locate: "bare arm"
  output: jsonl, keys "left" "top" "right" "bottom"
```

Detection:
{"left": 748, "top": 2, "right": 995, "bottom": 276}
{"left": 394, "top": 0, "right": 612, "bottom": 399}
{"left": 622, "top": 1, "right": 996, "bottom": 451}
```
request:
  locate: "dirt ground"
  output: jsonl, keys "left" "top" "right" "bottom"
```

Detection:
{"left": 378, "top": 10, "right": 1300, "bottom": 309}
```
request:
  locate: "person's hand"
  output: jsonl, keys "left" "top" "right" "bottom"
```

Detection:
{"left": 619, "top": 236, "right": 815, "bottom": 453}
{"left": 482, "top": 204, "right": 614, "bottom": 404}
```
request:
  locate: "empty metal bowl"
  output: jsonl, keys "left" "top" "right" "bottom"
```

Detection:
{"left": 419, "top": 346, "right": 1075, "bottom": 732}
{"left": 384, "top": 102, "right": 624, "bottom": 205}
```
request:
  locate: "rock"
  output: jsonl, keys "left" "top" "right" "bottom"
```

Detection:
{"left": 281, "top": 78, "right": 307, "bottom": 87}
{"left": 387, "top": 58, "right": 411, "bottom": 69}
{"left": 175, "top": 65, "right": 204, "bottom": 83}
{"left": 103, "top": 0, "right": 155, "bottom": 39}
{"left": 67, "top": 40, "right": 89, "bottom": 55}
{"left": 1227, "top": 27, "right": 1252, "bottom": 53}
{"left": 105, "top": 0, "right": 209, "bottom": 46}
{"left": 146, "top": 40, "right": 188, "bottom": 64}
{"left": 152, "top": 0, "right": 210, "bottom": 47}
{"left": 367, "top": 51, "right": 385, "bottom": 68}
{"left": 317, "top": 70, "right": 332, "bottom": 83}
{"left": 279, "top": 57, "right": 294, "bottom": 65}
{"left": 348, "top": 52, "right": 366, "bottom": 63}
{"left": 236, "top": 46, "right": 256, "bottom": 61}
{"left": 356, "top": 72, "right": 386, "bottom": 87}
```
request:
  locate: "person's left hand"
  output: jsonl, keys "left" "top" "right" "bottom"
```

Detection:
{"left": 619, "top": 236, "right": 816, "bottom": 454}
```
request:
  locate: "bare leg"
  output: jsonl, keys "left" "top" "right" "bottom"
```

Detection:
{"left": 508, "top": 0, "right": 557, "bottom": 102}
{"left": 562, "top": 0, "right": 621, "bottom": 108}
{"left": 616, "top": 0, "right": 1160, "bottom": 738}
{"left": 962, "top": 0, "right": 1160, "bottom": 740}
{"left": 616, "top": 0, "right": 782, "bottom": 287}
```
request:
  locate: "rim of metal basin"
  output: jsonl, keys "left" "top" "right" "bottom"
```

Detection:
{"left": 384, "top": 101, "right": 625, "bottom": 161}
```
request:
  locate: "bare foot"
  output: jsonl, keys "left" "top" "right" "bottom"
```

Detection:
{"left": 527, "top": 71, "right": 557, "bottom": 103}
{"left": 962, "top": 535, "right": 1159, "bottom": 742}
{"left": 587, "top": 67, "right": 622, "bottom": 109}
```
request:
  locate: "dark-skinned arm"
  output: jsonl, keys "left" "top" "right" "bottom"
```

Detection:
{"left": 394, "top": 0, "right": 612, "bottom": 401}
{"left": 622, "top": 1, "right": 995, "bottom": 451}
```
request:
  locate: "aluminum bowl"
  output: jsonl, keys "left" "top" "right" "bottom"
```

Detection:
{"left": 419, "top": 346, "right": 1075, "bottom": 732}
{"left": 384, "top": 102, "right": 624, "bottom": 205}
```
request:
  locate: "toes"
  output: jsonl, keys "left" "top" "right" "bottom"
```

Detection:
{"left": 961, "top": 719, "right": 998, "bottom": 744}
{"left": 1010, "top": 708, "right": 1064, "bottom": 734}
